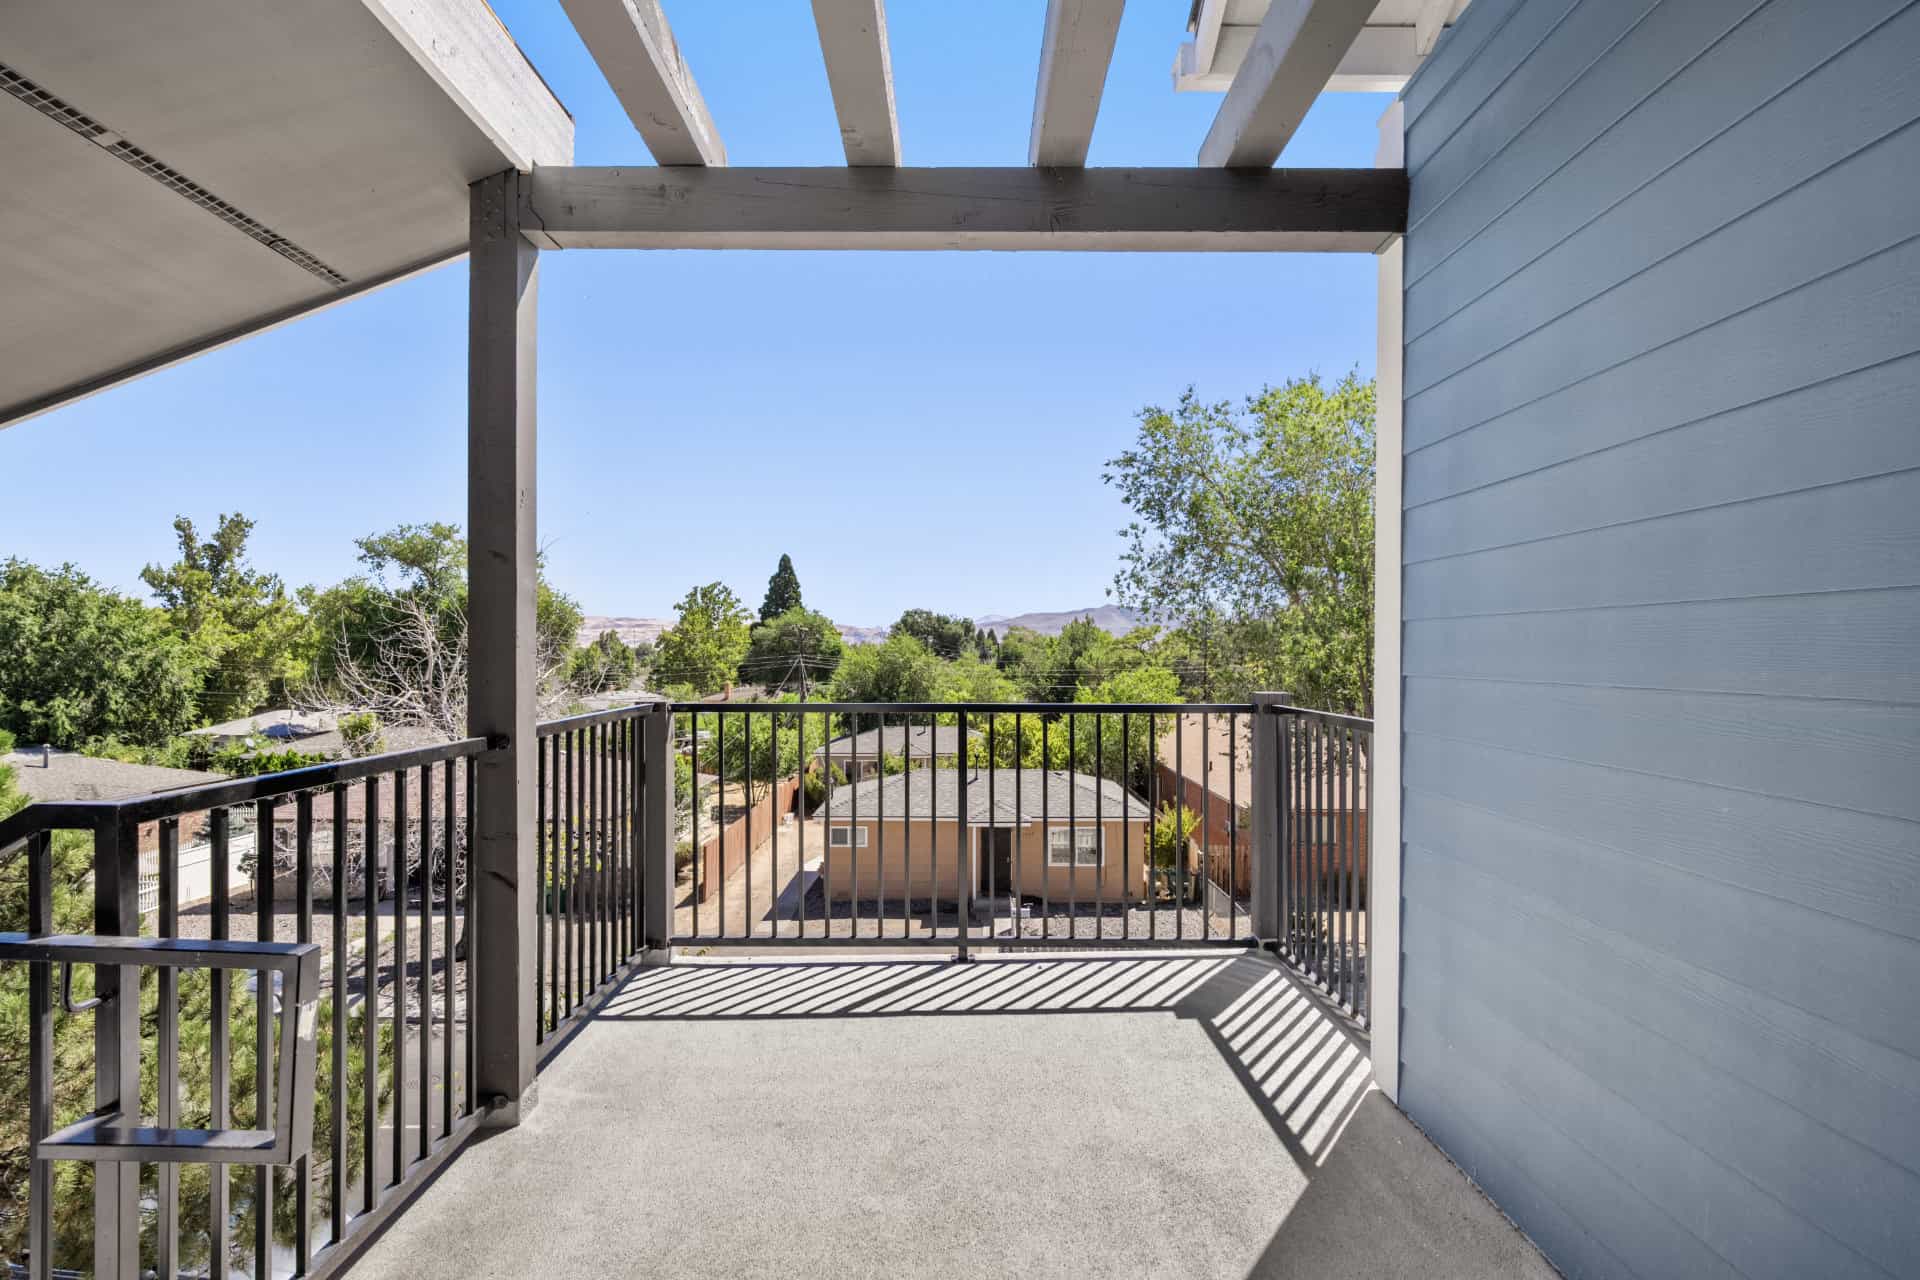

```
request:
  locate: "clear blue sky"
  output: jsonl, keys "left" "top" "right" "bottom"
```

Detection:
{"left": 3, "top": 1, "right": 1387, "bottom": 625}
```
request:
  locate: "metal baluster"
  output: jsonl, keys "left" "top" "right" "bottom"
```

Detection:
{"left": 1122, "top": 715, "right": 1132, "bottom": 938}
{"left": 1098, "top": 721, "right": 1113, "bottom": 940}
{"left": 1041, "top": 718, "right": 1051, "bottom": 941}
{"left": 717, "top": 717, "right": 727, "bottom": 940}
{"left": 1068, "top": 712, "right": 1078, "bottom": 941}
{"left": 536, "top": 735, "right": 547, "bottom": 1039}
{"left": 1360, "top": 729, "right": 1372, "bottom": 1025}
{"left": 986, "top": 718, "right": 997, "bottom": 943}
{"left": 27, "top": 830, "right": 51, "bottom": 1280}
{"left": 1174, "top": 713, "right": 1185, "bottom": 942}
{"left": 1228, "top": 715, "right": 1240, "bottom": 941}
{"left": 1200, "top": 712, "right": 1211, "bottom": 940}
{"left": 295, "top": 793, "right": 314, "bottom": 1272}
{"left": 360, "top": 779, "right": 378, "bottom": 1215}
{"left": 958, "top": 708, "right": 970, "bottom": 960}
{"left": 417, "top": 766, "right": 432, "bottom": 1161}
{"left": 253, "top": 797, "right": 275, "bottom": 1279}
{"left": 691, "top": 715, "right": 701, "bottom": 941}
{"left": 391, "top": 771, "right": 408, "bottom": 1181}
{"left": 745, "top": 714, "right": 756, "bottom": 943}
{"left": 329, "top": 785, "right": 348, "bottom": 1244}
{"left": 211, "top": 810, "right": 235, "bottom": 1269}
{"left": 442, "top": 758, "right": 456, "bottom": 1129}
{"left": 157, "top": 818, "right": 181, "bottom": 1279}
{"left": 1147, "top": 717, "right": 1158, "bottom": 942}
{"left": 464, "top": 757, "right": 478, "bottom": 1116}
{"left": 1014, "top": 713, "right": 1025, "bottom": 945}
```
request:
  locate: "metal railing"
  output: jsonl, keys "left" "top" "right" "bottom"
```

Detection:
{"left": 0, "top": 695, "right": 1369, "bottom": 1278}
{"left": 1277, "top": 707, "right": 1373, "bottom": 1025}
{"left": 0, "top": 736, "right": 490, "bottom": 1280}
{"left": 533, "top": 707, "right": 647, "bottom": 1045}
{"left": 664, "top": 701, "right": 1264, "bottom": 953}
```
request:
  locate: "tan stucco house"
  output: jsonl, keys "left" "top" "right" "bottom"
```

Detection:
{"left": 820, "top": 767, "right": 1151, "bottom": 906}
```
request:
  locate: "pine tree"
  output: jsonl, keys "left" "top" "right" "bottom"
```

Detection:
{"left": 759, "top": 554, "right": 803, "bottom": 622}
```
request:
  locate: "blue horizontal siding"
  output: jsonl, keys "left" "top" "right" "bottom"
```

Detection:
{"left": 1397, "top": 1, "right": 1920, "bottom": 1275}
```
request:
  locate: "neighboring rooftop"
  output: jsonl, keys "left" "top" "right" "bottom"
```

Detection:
{"left": 823, "top": 767, "right": 1151, "bottom": 824}
{"left": 187, "top": 707, "right": 336, "bottom": 745}
{"left": 2, "top": 749, "right": 222, "bottom": 804}
{"left": 816, "top": 724, "right": 978, "bottom": 762}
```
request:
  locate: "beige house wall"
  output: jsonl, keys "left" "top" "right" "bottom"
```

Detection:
{"left": 823, "top": 817, "right": 1150, "bottom": 905}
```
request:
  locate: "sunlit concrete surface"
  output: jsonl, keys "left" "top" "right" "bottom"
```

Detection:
{"left": 350, "top": 953, "right": 1552, "bottom": 1279}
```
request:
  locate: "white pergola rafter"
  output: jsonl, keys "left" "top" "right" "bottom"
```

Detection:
{"left": 1198, "top": 0, "right": 1376, "bottom": 168}
{"left": 810, "top": 0, "right": 899, "bottom": 166}
{"left": 1029, "top": 0, "right": 1127, "bottom": 167}
{"left": 559, "top": 0, "right": 725, "bottom": 165}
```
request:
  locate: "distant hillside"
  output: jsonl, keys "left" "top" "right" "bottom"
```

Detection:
{"left": 576, "top": 616, "right": 672, "bottom": 650}
{"left": 976, "top": 606, "right": 1146, "bottom": 637}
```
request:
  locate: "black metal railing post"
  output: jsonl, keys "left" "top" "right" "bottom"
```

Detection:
{"left": 91, "top": 812, "right": 139, "bottom": 1279}
{"left": 1250, "top": 692, "right": 1287, "bottom": 947}
{"left": 642, "top": 705, "right": 674, "bottom": 963}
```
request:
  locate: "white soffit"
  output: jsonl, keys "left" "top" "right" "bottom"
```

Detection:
{"left": 1175, "top": 0, "right": 1471, "bottom": 94}
{"left": 0, "top": 0, "right": 572, "bottom": 429}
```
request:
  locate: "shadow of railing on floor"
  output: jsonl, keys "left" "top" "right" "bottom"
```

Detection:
{"left": 587, "top": 953, "right": 1372, "bottom": 1170}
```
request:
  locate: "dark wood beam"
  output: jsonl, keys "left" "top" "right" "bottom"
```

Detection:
{"left": 521, "top": 166, "right": 1407, "bottom": 251}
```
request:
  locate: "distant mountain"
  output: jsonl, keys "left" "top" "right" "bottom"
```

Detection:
{"left": 976, "top": 606, "right": 1146, "bottom": 637}
{"left": 576, "top": 616, "right": 672, "bottom": 650}
{"left": 837, "top": 623, "right": 889, "bottom": 646}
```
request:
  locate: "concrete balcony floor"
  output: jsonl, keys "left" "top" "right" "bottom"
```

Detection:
{"left": 349, "top": 953, "right": 1552, "bottom": 1279}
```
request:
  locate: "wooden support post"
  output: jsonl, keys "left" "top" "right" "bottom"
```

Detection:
{"left": 469, "top": 169, "right": 541, "bottom": 1126}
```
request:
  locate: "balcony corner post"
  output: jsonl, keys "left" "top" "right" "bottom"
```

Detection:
{"left": 641, "top": 706, "right": 675, "bottom": 967}
{"left": 468, "top": 168, "right": 541, "bottom": 1127}
{"left": 1249, "top": 691, "right": 1289, "bottom": 948}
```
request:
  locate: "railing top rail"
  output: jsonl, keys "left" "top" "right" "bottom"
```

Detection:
{"left": 1271, "top": 705, "right": 1374, "bottom": 729}
{"left": 665, "top": 700, "right": 1257, "bottom": 715}
{"left": 0, "top": 734, "right": 492, "bottom": 847}
{"left": 535, "top": 701, "right": 667, "bottom": 735}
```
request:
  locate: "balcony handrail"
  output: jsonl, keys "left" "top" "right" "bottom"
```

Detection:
{"left": 0, "top": 735, "right": 495, "bottom": 856}
{"left": 671, "top": 699, "right": 1257, "bottom": 715}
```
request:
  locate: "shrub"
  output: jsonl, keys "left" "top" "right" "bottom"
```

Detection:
{"left": 337, "top": 711, "right": 384, "bottom": 757}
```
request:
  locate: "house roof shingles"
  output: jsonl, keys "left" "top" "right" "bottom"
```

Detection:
{"left": 822, "top": 768, "right": 1150, "bottom": 824}
{"left": 816, "top": 724, "right": 978, "bottom": 761}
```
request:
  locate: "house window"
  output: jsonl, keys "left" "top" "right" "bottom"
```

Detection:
{"left": 828, "top": 826, "right": 869, "bottom": 848}
{"left": 1047, "top": 827, "right": 1101, "bottom": 867}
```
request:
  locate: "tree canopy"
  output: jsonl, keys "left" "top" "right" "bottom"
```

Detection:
{"left": 741, "top": 607, "right": 843, "bottom": 694}
{"left": 759, "top": 554, "right": 804, "bottom": 622}
{"left": 141, "top": 513, "right": 308, "bottom": 721}
{"left": 654, "top": 583, "right": 752, "bottom": 695}
{"left": 891, "top": 609, "right": 978, "bottom": 660}
{"left": 0, "top": 559, "right": 205, "bottom": 746}
{"left": 1105, "top": 372, "right": 1375, "bottom": 712}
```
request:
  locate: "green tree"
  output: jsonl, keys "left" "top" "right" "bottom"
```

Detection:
{"left": 932, "top": 655, "right": 1020, "bottom": 703}
{"left": 654, "top": 584, "right": 751, "bottom": 695}
{"left": 890, "top": 609, "right": 977, "bottom": 661}
{"left": 0, "top": 560, "right": 205, "bottom": 746}
{"left": 740, "top": 607, "right": 842, "bottom": 694}
{"left": 567, "top": 630, "right": 639, "bottom": 694}
{"left": 1105, "top": 373, "right": 1375, "bottom": 712}
{"left": 142, "top": 513, "right": 312, "bottom": 721}
{"left": 828, "top": 633, "right": 943, "bottom": 704}
{"left": 759, "top": 554, "right": 804, "bottom": 622}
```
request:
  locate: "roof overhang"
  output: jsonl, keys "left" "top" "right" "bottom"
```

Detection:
{"left": 0, "top": 0, "right": 572, "bottom": 429}
{"left": 1175, "top": 0, "right": 1472, "bottom": 94}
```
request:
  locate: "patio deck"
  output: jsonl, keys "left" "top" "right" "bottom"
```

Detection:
{"left": 348, "top": 953, "right": 1551, "bottom": 1279}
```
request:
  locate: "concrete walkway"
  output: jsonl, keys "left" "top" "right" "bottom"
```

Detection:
{"left": 348, "top": 953, "right": 1552, "bottom": 1280}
